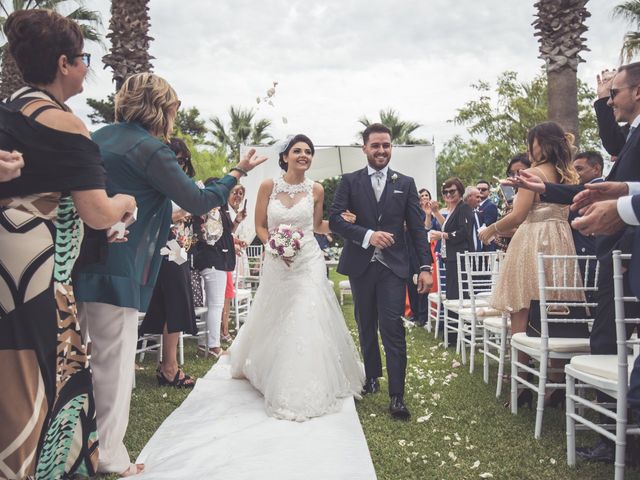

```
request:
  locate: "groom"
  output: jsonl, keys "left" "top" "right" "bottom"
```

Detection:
{"left": 329, "top": 123, "right": 433, "bottom": 420}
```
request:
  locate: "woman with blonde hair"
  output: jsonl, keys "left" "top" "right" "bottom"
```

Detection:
{"left": 479, "top": 121, "right": 581, "bottom": 407}
{"left": 74, "top": 72, "right": 267, "bottom": 476}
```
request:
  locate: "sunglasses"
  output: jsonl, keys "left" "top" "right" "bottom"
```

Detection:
{"left": 610, "top": 84, "right": 638, "bottom": 99}
{"left": 71, "top": 52, "right": 91, "bottom": 67}
{"left": 442, "top": 188, "right": 459, "bottom": 197}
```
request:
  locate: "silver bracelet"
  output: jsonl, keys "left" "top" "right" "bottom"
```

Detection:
{"left": 231, "top": 166, "right": 248, "bottom": 177}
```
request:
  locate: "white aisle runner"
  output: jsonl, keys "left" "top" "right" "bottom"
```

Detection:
{"left": 131, "top": 357, "right": 377, "bottom": 479}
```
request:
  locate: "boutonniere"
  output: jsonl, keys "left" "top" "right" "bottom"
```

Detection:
{"left": 391, "top": 173, "right": 398, "bottom": 183}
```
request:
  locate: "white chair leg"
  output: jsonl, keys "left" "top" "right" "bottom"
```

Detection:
{"left": 457, "top": 317, "right": 465, "bottom": 360}
{"left": 443, "top": 308, "right": 449, "bottom": 348}
{"left": 534, "top": 360, "right": 547, "bottom": 439}
{"left": 482, "top": 328, "right": 489, "bottom": 385}
{"left": 511, "top": 344, "right": 518, "bottom": 415}
{"left": 566, "top": 373, "right": 576, "bottom": 467}
{"left": 434, "top": 305, "right": 441, "bottom": 339}
{"left": 139, "top": 338, "right": 147, "bottom": 362}
{"left": 614, "top": 395, "right": 628, "bottom": 480}
{"left": 496, "top": 327, "right": 507, "bottom": 398}
{"left": 159, "top": 334, "right": 164, "bottom": 363}
{"left": 469, "top": 321, "right": 476, "bottom": 374}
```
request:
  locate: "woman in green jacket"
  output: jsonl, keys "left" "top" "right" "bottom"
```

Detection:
{"left": 74, "top": 73, "right": 266, "bottom": 477}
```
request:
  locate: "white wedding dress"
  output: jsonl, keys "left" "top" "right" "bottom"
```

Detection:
{"left": 229, "top": 175, "right": 364, "bottom": 421}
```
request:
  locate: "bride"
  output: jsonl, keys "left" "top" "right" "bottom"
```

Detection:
{"left": 229, "top": 134, "right": 365, "bottom": 421}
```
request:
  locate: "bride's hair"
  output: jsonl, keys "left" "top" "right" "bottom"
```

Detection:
{"left": 278, "top": 134, "right": 315, "bottom": 171}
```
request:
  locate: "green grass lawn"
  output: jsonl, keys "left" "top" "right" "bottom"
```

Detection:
{"left": 117, "top": 269, "right": 637, "bottom": 480}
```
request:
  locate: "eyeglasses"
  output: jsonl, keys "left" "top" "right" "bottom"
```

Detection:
{"left": 442, "top": 188, "right": 459, "bottom": 197}
{"left": 70, "top": 52, "right": 91, "bottom": 67}
{"left": 477, "top": 187, "right": 489, "bottom": 192}
{"left": 610, "top": 84, "right": 638, "bottom": 99}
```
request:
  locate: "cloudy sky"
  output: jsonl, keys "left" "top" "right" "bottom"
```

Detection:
{"left": 69, "top": 0, "right": 626, "bottom": 150}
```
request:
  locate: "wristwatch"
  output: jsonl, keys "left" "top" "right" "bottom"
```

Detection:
{"left": 419, "top": 265, "right": 432, "bottom": 273}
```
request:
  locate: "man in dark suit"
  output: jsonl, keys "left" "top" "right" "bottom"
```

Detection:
{"left": 509, "top": 61, "right": 640, "bottom": 462}
{"left": 476, "top": 180, "right": 497, "bottom": 251}
{"left": 569, "top": 151, "right": 604, "bottom": 285}
{"left": 573, "top": 189, "right": 640, "bottom": 436}
{"left": 329, "top": 123, "right": 433, "bottom": 420}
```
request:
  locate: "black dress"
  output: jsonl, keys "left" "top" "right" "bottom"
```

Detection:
{"left": 141, "top": 216, "right": 197, "bottom": 335}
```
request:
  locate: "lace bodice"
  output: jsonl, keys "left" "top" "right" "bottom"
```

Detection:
{"left": 267, "top": 175, "right": 315, "bottom": 244}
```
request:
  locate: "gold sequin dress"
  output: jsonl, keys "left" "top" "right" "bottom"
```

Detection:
{"left": 490, "top": 200, "right": 583, "bottom": 313}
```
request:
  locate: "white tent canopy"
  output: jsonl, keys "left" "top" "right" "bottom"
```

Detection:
{"left": 236, "top": 145, "right": 437, "bottom": 243}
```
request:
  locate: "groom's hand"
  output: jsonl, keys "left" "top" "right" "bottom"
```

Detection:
{"left": 370, "top": 231, "right": 394, "bottom": 249}
{"left": 416, "top": 271, "right": 433, "bottom": 294}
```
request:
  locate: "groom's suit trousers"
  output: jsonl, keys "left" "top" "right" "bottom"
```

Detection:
{"left": 350, "top": 260, "right": 406, "bottom": 397}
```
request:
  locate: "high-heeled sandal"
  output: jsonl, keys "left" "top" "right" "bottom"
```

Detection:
{"left": 196, "top": 346, "right": 222, "bottom": 358}
{"left": 156, "top": 368, "right": 195, "bottom": 388}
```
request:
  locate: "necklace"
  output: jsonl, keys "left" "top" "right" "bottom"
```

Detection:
{"left": 275, "top": 175, "right": 310, "bottom": 199}
{"left": 25, "top": 85, "right": 69, "bottom": 112}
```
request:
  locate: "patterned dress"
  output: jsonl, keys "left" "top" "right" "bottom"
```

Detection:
{"left": 0, "top": 88, "right": 104, "bottom": 479}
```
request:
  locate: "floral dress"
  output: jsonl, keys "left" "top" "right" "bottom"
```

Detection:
{"left": 0, "top": 87, "right": 104, "bottom": 479}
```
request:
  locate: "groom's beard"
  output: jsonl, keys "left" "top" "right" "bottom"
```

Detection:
{"left": 366, "top": 152, "right": 391, "bottom": 170}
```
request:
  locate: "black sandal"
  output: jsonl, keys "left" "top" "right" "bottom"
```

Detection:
{"left": 156, "top": 368, "right": 196, "bottom": 388}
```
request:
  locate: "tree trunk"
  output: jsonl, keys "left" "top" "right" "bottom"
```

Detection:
{"left": 547, "top": 67, "right": 579, "bottom": 146}
{"left": 0, "top": 47, "right": 25, "bottom": 100}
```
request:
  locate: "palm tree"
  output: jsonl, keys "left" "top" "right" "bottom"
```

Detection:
{"left": 357, "top": 108, "right": 430, "bottom": 145}
{"left": 101, "top": 0, "right": 153, "bottom": 92}
{"left": 533, "top": 0, "right": 590, "bottom": 144}
{"left": 0, "top": 0, "right": 102, "bottom": 99}
{"left": 613, "top": 0, "right": 640, "bottom": 62}
{"left": 209, "top": 106, "right": 275, "bottom": 161}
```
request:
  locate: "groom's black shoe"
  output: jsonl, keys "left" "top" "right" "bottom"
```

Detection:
{"left": 361, "top": 378, "right": 380, "bottom": 396}
{"left": 389, "top": 395, "right": 410, "bottom": 421}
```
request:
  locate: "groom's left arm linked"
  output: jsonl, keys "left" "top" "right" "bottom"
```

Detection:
{"left": 329, "top": 174, "right": 368, "bottom": 244}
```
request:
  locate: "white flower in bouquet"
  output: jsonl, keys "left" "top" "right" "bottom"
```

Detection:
{"left": 266, "top": 224, "right": 304, "bottom": 263}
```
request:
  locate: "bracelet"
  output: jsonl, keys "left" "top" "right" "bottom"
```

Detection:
{"left": 493, "top": 222, "right": 504, "bottom": 235}
{"left": 231, "top": 166, "right": 248, "bottom": 177}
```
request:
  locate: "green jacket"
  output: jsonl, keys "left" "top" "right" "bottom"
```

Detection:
{"left": 75, "top": 122, "right": 236, "bottom": 311}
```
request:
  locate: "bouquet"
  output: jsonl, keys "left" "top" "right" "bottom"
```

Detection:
{"left": 266, "top": 224, "right": 304, "bottom": 263}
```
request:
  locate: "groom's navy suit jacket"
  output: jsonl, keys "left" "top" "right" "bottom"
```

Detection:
{"left": 329, "top": 167, "right": 432, "bottom": 279}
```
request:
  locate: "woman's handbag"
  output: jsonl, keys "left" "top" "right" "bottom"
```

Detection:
{"left": 190, "top": 267, "right": 204, "bottom": 308}
{"left": 526, "top": 300, "right": 591, "bottom": 338}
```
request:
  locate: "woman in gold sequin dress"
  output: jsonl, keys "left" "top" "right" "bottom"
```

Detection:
{"left": 479, "top": 122, "right": 582, "bottom": 398}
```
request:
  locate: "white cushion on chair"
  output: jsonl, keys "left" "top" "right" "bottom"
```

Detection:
{"left": 428, "top": 292, "right": 441, "bottom": 301}
{"left": 443, "top": 299, "right": 489, "bottom": 310}
{"left": 482, "top": 316, "right": 510, "bottom": 331}
{"left": 457, "top": 307, "right": 501, "bottom": 318}
{"left": 570, "top": 354, "right": 636, "bottom": 382}
{"left": 236, "top": 288, "right": 252, "bottom": 300}
{"left": 511, "top": 332, "right": 591, "bottom": 353}
{"left": 339, "top": 280, "right": 351, "bottom": 289}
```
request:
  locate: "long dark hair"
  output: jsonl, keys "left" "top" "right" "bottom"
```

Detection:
{"left": 168, "top": 137, "right": 195, "bottom": 178}
{"left": 526, "top": 122, "right": 579, "bottom": 185}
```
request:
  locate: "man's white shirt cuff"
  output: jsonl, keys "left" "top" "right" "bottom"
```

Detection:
{"left": 627, "top": 182, "right": 640, "bottom": 196}
{"left": 617, "top": 195, "right": 640, "bottom": 226}
{"left": 362, "top": 229, "right": 374, "bottom": 248}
